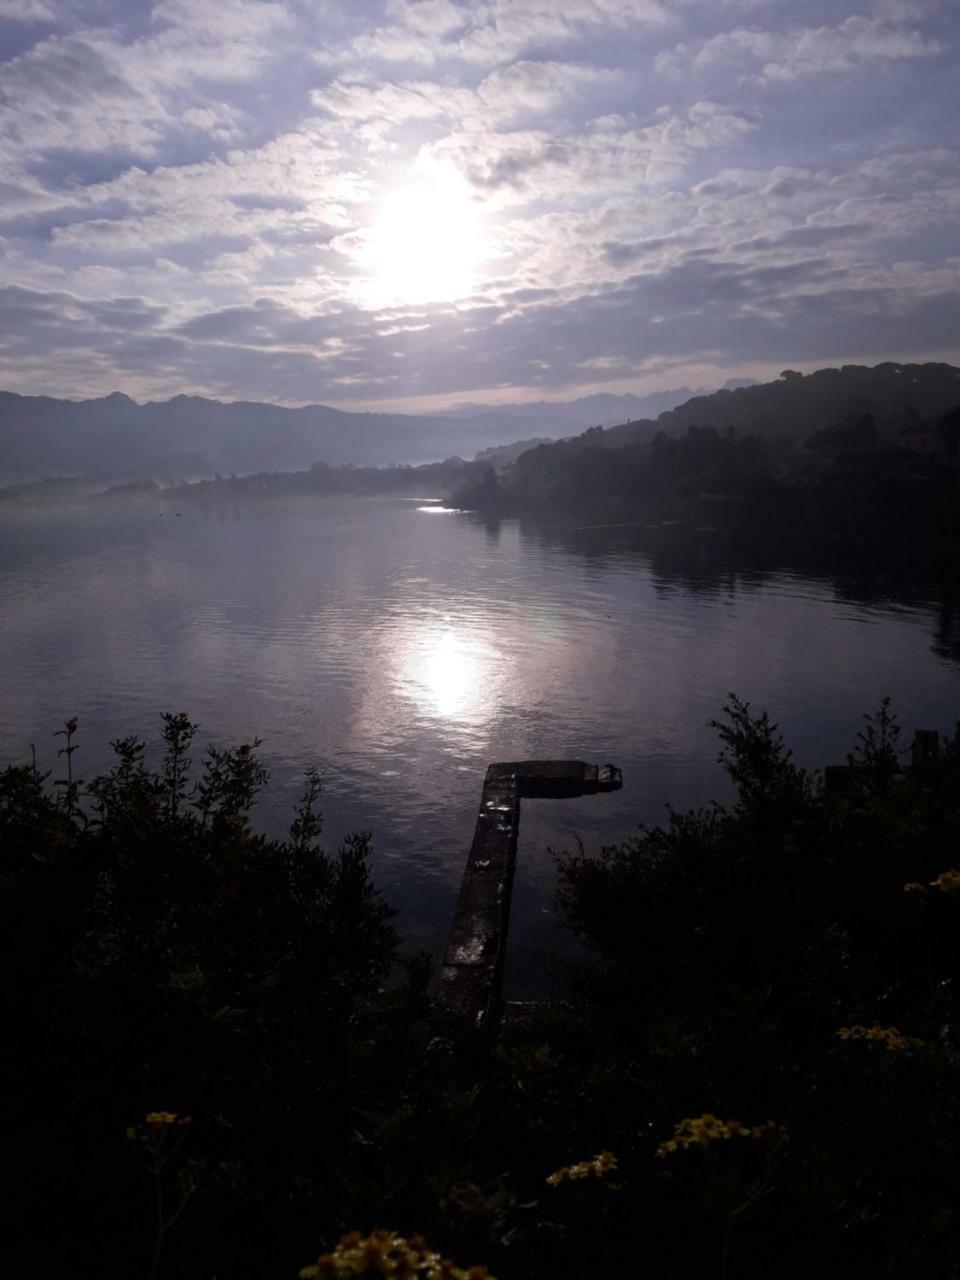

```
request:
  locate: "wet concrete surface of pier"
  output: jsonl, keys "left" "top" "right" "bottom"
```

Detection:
{"left": 433, "top": 760, "right": 622, "bottom": 1041}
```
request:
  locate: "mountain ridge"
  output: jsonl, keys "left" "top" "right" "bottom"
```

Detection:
{"left": 617, "top": 361, "right": 960, "bottom": 445}
{"left": 0, "top": 382, "right": 710, "bottom": 483}
{"left": 4, "top": 365, "right": 956, "bottom": 487}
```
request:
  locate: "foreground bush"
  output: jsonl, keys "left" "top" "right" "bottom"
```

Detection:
{"left": 1, "top": 715, "right": 422, "bottom": 1279}
{"left": 4, "top": 700, "right": 960, "bottom": 1278}
{"left": 546, "top": 697, "right": 960, "bottom": 1276}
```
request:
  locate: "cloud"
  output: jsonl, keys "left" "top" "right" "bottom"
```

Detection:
{"left": 38, "top": 128, "right": 362, "bottom": 258}
{"left": 657, "top": 14, "right": 943, "bottom": 84}
{"left": 0, "top": 0, "right": 56, "bottom": 20}
{"left": 340, "top": 0, "right": 672, "bottom": 67}
{"left": 730, "top": 223, "right": 871, "bottom": 251}
{"left": 313, "top": 60, "right": 618, "bottom": 136}
{"left": 0, "top": 0, "right": 294, "bottom": 163}
{"left": 0, "top": 0, "right": 956, "bottom": 407}
{"left": 423, "top": 101, "right": 756, "bottom": 202}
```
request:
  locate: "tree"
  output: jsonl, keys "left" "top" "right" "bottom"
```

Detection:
{"left": 937, "top": 405, "right": 960, "bottom": 456}
{"left": 1, "top": 717, "right": 420, "bottom": 1280}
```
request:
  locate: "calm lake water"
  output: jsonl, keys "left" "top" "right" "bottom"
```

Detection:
{"left": 2, "top": 494, "right": 959, "bottom": 995}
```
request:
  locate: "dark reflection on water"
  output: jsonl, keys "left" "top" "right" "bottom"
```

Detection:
{"left": 2, "top": 496, "right": 959, "bottom": 996}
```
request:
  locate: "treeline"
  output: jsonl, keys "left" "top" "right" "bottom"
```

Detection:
{"left": 450, "top": 406, "right": 960, "bottom": 559}
{"left": 445, "top": 360, "right": 960, "bottom": 539}
{"left": 4, "top": 700, "right": 960, "bottom": 1276}
{"left": 602, "top": 361, "right": 960, "bottom": 446}
{"left": 165, "top": 456, "right": 493, "bottom": 502}
{"left": 0, "top": 456, "right": 503, "bottom": 507}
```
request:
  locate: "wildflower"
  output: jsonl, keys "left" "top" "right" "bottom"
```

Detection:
{"left": 836, "top": 1025, "right": 908, "bottom": 1052}
{"left": 902, "top": 882, "right": 926, "bottom": 893}
{"left": 145, "top": 1111, "right": 179, "bottom": 1127}
{"left": 139, "top": 1112, "right": 192, "bottom": 1132}
{"left": 299, "top": 1229, "right": 493, "bottom": 1279}
{"left": 165, "top": 963, "right": 206, "bottom": 992}
{"left": 930, "top": 869, "right": 960, "bottom": 895}
{"left": 656, "top": 1114, "right": 786, "bottom": 1158}
{"left": 546, "top": 1151, "right": 618, "bottom": 1186}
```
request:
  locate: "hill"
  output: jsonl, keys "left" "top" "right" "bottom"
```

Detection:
{"left": 487, "top": 362, "right": 960, "bottom": 469}
{"left": 0, "top": 390, "right": 523, "bottom": 484}
{"left": 600, "top": 362, "right": 960, "bottom": 449}
{"left": 436, "top": 384, "right": 712, "bottom": 432}
{"left": 5, "top": 366, "right": 954, "bottom": 488}
{"left": 0, "top": 384, "right": 722, "bottom": 485}
{"left": 449, "top": 362, "right": 960, "bottom": 553}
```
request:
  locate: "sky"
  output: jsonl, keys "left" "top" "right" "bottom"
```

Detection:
{"left": 0, "top": 0, "right": 957, "bottom": 412}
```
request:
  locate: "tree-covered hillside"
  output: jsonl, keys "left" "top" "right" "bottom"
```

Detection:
{"left": 604, "top": 362, "right": 960, "bottom": 447}
{"left": 449, "top": 364, "right": 960, "bottom": 556}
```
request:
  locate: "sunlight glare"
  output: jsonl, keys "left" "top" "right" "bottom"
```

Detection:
{"left": 396, "top": 619, "right": 499, "bottom": 723}
{"left": 365, "top": 163, "right": 484, "bottom": 307}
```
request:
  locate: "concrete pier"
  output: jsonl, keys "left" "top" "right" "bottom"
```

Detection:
{"left": 433, "top": 760, "right": 622, "bottom": 1041}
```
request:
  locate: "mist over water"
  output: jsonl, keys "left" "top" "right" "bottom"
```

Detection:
{"left": 2, "top": 495, "right": 958, "bottom": 995}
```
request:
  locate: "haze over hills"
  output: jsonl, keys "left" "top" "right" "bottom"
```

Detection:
{"left": 0, "top": 380, "right": 743, "bottom": 486}
{"left": 597, "top": 363, "right": 960, "bottom": 450}
{"left": 459, "top": 363, "right": 960, "bottom": 491}
{"left": 3, "top": 366, "right": 956, "bottom": 491}
{"left": 0, "top": 390, "right": 480, "bottom": 485}
{"left": 448, "top": 362, "right": 960, "bottom": 538}
{"left": 431, "top": 384, "right": 739, "bottom": 431}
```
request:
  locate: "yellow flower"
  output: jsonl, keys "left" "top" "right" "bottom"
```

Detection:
{"left": 836, "top": 1025, "right": 908, "bottom": 1052}
{"left": 902, "top": 882, "right": 926, "bottom": 893}
{"left": 930, "top": 869, "right": 960, "bottom": 894}
{"left": 546, "top": 1151, "right": 618, "bottom": 1186}
{"left": 145, "top": 1111, "right": 180, "bottom": 1128}
{"left": 656, "top": 1114, "right": 786, "bottom": 1157}
{"left": 299, "top": 1230, "right": 492, "bottom": 1279}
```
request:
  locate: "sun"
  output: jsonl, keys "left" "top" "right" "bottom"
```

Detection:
{"left": 364, "top": 162, "right": 485, "bottom": 308}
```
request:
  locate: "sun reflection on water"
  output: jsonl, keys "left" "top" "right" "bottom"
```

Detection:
{"left": 394, "top": 617, "right": 500, "bottom": 723}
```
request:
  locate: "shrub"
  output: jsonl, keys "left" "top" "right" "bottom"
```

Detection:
{"left": 1, "top": 716, "right": 420, "bottom": 1279}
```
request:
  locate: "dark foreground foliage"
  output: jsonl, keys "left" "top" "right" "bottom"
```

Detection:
{"left": 1, "top": 716, "right": 424, "bottom": 1279}
{"left": 547, "top": 697, "right": 960, "bottom": 1277}
{"left": 4, "top": 700, "right": 960, "bottom": 1278}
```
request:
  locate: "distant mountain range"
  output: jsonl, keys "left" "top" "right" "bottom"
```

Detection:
{"left": 0, "top": 391, "right": 470, "bottom": 485}
{"left": 0, "top": 381, "right": 734, "bottom": 485}
{"left": 435, "top": 381, "right": 757, "bottom": 433}
{"left": 8, "top": 365, "right": 953, "bottom": 489}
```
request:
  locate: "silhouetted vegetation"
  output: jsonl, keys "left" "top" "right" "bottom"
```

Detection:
{"left": 168, "top": 456, "right": 485, "bottom": 503}
{"left": 5, "top": 700, "right": 960, "bottom": 1277}
{"left": 451, "top": 375, "right": 960, "bottom": 566}
{"left": 606, "top": 361, "right": 960, "bottom": 446}
{"left": 549, "top": 696, "right": 960, "bottom": 1275}
{"left": 2, "top": 716, "right": 425, "bottom": 1278}
{"left": 0, "top": 456, "right": 489, "bottom": 506}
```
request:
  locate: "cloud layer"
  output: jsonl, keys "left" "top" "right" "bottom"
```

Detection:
{"left": 0, "top": 0, "right": 956, "bottom": 408}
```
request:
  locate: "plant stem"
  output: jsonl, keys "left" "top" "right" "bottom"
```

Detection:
{"left": 147, "top": 1168, "right": 164, "bottom": 1280}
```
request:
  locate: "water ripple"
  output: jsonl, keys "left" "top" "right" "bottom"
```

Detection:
{"left": 1, "top": 496, "right": 958, "bottom": 985}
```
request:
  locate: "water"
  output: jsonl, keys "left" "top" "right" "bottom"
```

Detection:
{"left": 2, "top": 494, "right": 959, "bottom": 996}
